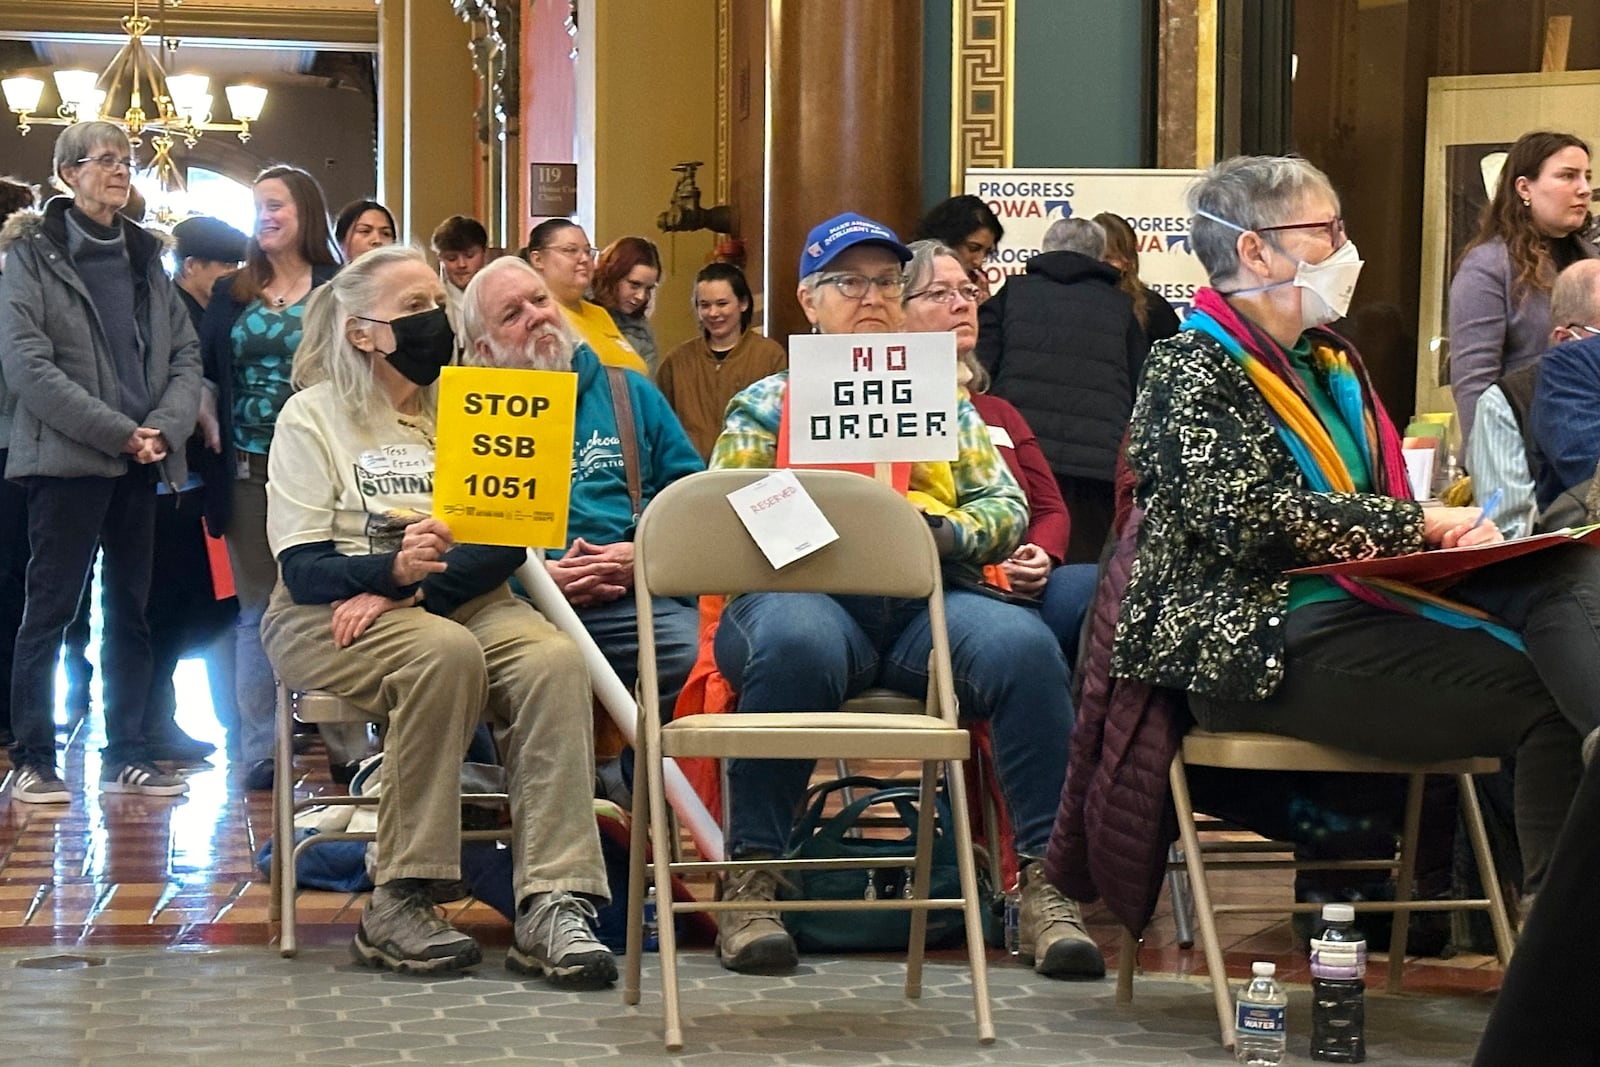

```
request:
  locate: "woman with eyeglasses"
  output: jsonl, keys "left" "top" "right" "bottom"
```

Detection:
{"left": 655, "top": 262, "right": 787, "bottom": 459}
{"left": 1097, "top": 155, "right": 1600, "bottom": 924}
{"left": 522, "top": 219, "right": 646, "bottom": 374}
{"left": 0, "top": 121, "right": 202, "bottom": 802}
{"left": 591, "top": 236, "right": 662, "bottom": 372}
{"left": 900, "top": 239, "right": 1098, "bottom": 660}
{"left": 706, "top": 213, "right": 1103, "bottom": 981}
{"left": 1450, "top": 131, "right": 1597, "bottom": 445}
{"left": 198, "top": 163, "right": 342, "bottom": 790}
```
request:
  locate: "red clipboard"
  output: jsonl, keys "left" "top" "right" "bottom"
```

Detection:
{"left": 205, "top": 533, "right": 237, "bottom": 600}
{"left": 1287, "top": 525, "right": 1600, "bottom": 584}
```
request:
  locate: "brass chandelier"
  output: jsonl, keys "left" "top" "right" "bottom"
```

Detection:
{"left": 1, "top": 0, "right": 268, "bottom": 187}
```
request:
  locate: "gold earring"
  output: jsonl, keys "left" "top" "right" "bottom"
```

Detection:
{"left": 1522, "top": 198, "right": 1532, "bottom": 208}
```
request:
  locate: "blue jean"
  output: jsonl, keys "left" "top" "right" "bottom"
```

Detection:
{"left": 714, "top": 590, "right": 1075, "bottom": 858}
{"left": 577, "top": 594, "right": 699, "bottom": 722}
{"left": 1039, "top": 562, "right": 1099, "bottom": 668}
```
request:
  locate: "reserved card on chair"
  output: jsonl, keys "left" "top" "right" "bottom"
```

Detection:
{"left": 726, "top": 469, "right": 839, "bottom": 569}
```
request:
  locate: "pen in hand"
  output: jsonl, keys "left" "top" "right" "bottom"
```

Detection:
{"left": 1468, "top": 487, "right": 1504, "bottom": 534}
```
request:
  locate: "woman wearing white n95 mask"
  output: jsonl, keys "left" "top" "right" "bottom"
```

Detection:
{"left": 1107, "top": 154, "right": 1600, "bottom": 913}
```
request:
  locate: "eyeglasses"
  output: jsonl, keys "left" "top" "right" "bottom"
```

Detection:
{"left": 905, "top": 284, "right": 982, "bottom": 306}
{"left": 1564, "top": 324, "right": 1600, "bottom": 337}
{"left": 1258, "top": 216, "right": 1345, "bottom": 245}
{"left": 540, "top": 244, "right": 599, "bottom": 260}
{"left": 74, "top": 154, "right": 136, "bottom": 172}
{"left": 819, "top": 273, "right": 906, "bottom": 300}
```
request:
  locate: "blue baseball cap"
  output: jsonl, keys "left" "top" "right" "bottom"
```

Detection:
{"left": 799, "top": 212, "right": 912, "bottom": 277}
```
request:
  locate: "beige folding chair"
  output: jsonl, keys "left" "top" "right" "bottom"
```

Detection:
{"left": 268, "top": 683, "right": 510, "bottom": 957}
{"left": 621, "top": 469, "right": 994, "bottom": 1050}
{"left": 1116, "top": 728, "right": 1516, "bottom": 1050}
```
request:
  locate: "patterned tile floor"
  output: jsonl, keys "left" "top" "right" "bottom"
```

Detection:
{"left": 0, "top": 658, "right": 1504, "bottom": 1063}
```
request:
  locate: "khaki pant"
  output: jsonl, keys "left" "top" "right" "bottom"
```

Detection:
{"left": 262, "top": 583, "right": 609, "bottom": 902}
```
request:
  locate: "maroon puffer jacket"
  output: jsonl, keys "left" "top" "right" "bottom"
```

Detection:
{"left": 1044, "top": 497, "right": 1191, "bottom": 935}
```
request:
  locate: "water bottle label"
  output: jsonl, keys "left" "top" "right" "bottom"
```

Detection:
{"left": 1237, "top": 1003, "right": 1286, "bottom": 1035}
{"left": 1310, "top": 937, "right": 1366, "bottom": 980}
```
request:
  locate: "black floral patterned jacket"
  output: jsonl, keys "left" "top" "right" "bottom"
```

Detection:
{"left": 1110, "top": 329, "right": 1427, "bottom": 701}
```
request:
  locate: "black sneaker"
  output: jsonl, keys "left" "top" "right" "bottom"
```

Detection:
{"left": 144, "top": 730, "right": 217, "bottom": 764}
{"left": 243, "top": 759, "right": 275, "bottom": 791}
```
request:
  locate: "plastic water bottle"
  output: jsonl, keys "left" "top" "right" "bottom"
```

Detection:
{"left": 1310, "top": 902, "right": 1366, "bottom": 1062}
{"left": 643, "top": 886, "right": 659, "bottom": 952}
{"left": 1235, "top": 961, "right": 1288, "bottom": 1065}
{"left": 1003, "top": 888, "right": 1021, "bottom": 955}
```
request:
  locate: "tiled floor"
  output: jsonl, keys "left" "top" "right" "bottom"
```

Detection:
{"left": 0, "top": 658, "right": 1504, "bottom": 1063}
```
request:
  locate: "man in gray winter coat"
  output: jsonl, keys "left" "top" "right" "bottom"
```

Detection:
{"left": 0, "top": 121, "right": 202, "bottom": 802}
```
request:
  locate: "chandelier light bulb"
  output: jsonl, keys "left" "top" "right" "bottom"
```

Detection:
{"left": 1, "top": 76, "right": 44, "bottom": 115}
{"left": 224, "top": 83, "right": 266, "bottom": 123}
{"left": 52, "top": 69, "right": 100, "bottom": 110}
{"left": 165, "top": 73, "right": 210, "bottom": 114}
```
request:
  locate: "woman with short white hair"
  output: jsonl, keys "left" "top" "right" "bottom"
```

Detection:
{"left": 0, "top": 120, "right": 201, "bottom": 803}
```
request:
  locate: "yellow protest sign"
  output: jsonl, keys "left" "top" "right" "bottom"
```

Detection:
{"left": 433, "top": 365, "right": 577, "bottom": 548}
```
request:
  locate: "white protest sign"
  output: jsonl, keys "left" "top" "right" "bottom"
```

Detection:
{"left": 786, "top": 331, "right": 958, "bottom": 465}
{"left": 726, "top": 469, "right": 840, "bottom": 569}
{"left": 964, "top": 168, "right": 1208, "bottom": 320}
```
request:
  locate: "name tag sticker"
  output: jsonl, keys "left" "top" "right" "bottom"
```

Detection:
{"left": 726, "top": 470, "right": 839, "bottom": 569}
{"left": 358, "top": 444, "right": 435, "bottom": 476}
{"left": 987, "top": 425, "right": 1015, "bottom": 450}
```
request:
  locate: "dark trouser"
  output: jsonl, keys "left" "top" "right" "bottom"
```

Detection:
{"left": 1472, "top": 757, "right": 1600, "bottom": 1067}
{"left": 144, "top": 487, "right": 238, "bottom": 743}
{"left": 11, "top": 467, "right": 157, "bottom": 769}
{"left": 0, "top": 454, "right": 27, "bottom": 743}
{"left": 1190, "top": 544, "right": 1600, "bottom": 896}
{"left": 1055, "top": 474, "right": 1114, "bottom": 565}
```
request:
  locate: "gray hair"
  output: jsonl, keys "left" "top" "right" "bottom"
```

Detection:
{"left": 1551, "top": 259, "right": 1600, "bottom": 328}
{"left": 901, "top": 238, "right": 962, "bottom": 301}
{"left": 1187, "top": 155, "right": 1340, "bottom": 284}
{"left": 901, "top": 238, "right": 990, "bottom": 392}
{"left": 460, "top": 255, "right": 542, "bottom": 349}
{"left": 291, "top": 244, "right": 433, "bottom": 425}
{"left": 798, "top": 270, "right": 825, "bottom": 293}
{"left": 52, "top": 121, "right": 131, "bottom": 182}
{"left": 1040, "top": 217, "right": 1105, "bottom": 257}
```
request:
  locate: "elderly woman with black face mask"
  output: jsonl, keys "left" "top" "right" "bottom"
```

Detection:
{"left": 1112, "top": 154, "right": 1600, "bottom": 908}
{"left": 261, "top": 244, "right": 617, "bottom": 985}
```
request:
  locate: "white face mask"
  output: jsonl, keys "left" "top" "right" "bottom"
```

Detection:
{"left": 1197, "top": 209, "right": 1365, "bottom": 328}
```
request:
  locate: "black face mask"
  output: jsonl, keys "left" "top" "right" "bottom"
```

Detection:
{"left": 360, "top": 306, "right": 455, "bottom": 385}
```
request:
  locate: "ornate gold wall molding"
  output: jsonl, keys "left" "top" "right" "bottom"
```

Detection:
{"left": 715, "top": 0, "right": 730, "bottom": 206}
{"left": 0, "top": 0, "right": 377, "bottom": 46}
{"left": 949, "top": 0, "right": 1014, "bottom": 194}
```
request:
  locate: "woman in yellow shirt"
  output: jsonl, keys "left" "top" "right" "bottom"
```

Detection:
{"left": 523, "top": 219, "right": 647, "bottom": 374}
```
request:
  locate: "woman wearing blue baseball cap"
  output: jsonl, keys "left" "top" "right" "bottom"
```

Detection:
{"left": 703, "top": 212, "right": 1104, "bottom": 982}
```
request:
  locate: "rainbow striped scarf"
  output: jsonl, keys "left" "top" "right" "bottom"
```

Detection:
{"left": 1184, "top": 288, "right": 1522, "bottom": 649}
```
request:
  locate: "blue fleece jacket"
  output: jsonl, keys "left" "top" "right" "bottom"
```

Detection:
{"left": 567, "top": 343, "right": 702, "bottom": 545}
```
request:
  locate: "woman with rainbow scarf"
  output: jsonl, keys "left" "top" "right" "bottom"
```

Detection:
{"left": 1111, "top": 155, "right": 1600, "bottom": 909}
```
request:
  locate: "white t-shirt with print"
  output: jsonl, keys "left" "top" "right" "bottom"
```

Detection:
{"left": 267, "top": 381, "right": 437, "bottom": 559}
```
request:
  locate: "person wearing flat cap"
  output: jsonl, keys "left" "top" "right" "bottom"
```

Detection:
{"left": 704, "top": 212, "right": 1104, "bottom": 981}
{"left": 172, "top": 216, "right": 248, "bottom": 330}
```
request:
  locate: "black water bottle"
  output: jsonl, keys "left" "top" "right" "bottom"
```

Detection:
{"left": 1310, "top": 902, "right": 1366, "bottom": 1062}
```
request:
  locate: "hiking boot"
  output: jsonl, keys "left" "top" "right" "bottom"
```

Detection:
{"left": 11, "top": 763, "right": 70, "bottom": 804}
{"left": 99, "top": 761, "right": 189, "bottom": 797}
{"left": 506, "top": 891, "right": 617, "bottom": 989}
{"left": 352, "top": 881, "right": 482, "bottom": 975}
{"left": 716, "top": 868, "right": 798, "bottom": 974}
{"left": 1018, "top": 862, "right": 1105, "bottom": 979}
